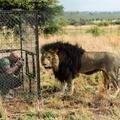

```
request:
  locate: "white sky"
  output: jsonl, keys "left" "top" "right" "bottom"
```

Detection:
{"left": 58, "top": 0, "right": 120, "bottom": 12}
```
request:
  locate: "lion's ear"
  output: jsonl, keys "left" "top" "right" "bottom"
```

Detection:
{"left": 49, "top": 49, "right": 58, "bottom": 54}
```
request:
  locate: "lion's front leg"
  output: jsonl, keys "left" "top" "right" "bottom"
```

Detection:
{"left": 66, "top": 79, "right": 75, "bottom": 96}
{"left": 56, "top": 81, "right": 67, "bottom": 96}
{"left": 60, "top": 81, "right": 67, "bottom": 94}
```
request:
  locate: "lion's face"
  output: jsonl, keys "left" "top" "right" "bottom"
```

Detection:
{"left": 41, "top": 50, "right": 59, "bottom": 71}
{"left": 41, "top": 51, "right": 53, "bottom": 69}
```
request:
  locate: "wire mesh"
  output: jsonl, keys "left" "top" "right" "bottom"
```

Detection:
{"left": 0, "top": 11, "right": 40, "bottom": 101}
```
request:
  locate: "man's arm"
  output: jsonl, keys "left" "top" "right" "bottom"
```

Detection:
{"left": 6, "top": 65, "right": 20, "bottom": 75}
{"left": 6, "top": 59, "right": 24, "bottom": 75}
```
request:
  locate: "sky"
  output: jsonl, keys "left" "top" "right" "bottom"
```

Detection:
{"left": 58, "top": 0, "right": 120, "bottom": 12}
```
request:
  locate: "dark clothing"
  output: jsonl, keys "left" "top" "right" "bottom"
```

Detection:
{"left": 0, "top": 56, "right": 22, "bottom": 95}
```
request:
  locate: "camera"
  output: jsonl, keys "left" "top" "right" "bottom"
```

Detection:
{"left": 18, "top": 58, "right": 24, "bottom": 61}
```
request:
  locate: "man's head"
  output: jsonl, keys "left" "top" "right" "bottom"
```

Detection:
{"left": 9, "top": 51, "right": 20, "bottom": 62}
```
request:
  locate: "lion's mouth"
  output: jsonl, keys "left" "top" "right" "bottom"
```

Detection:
{"left": 44, "top": 66, "right": 52, "bottom": 69}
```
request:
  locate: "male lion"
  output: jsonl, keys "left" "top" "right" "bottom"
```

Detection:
{"left": 41, "top": 41, "right": 120, "bottom": 97}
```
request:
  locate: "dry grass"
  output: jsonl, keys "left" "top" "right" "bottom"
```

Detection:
{"left": 39, "top": 33, "right": 120, "bottom": 120}
{"left": 63, "top": 25, "right": 120, "bottom": 30}
{"left": 40, "top": 33, "right": 120, "bottom": 54}
{"left": 1, "top": 32, "right": 120, "bottom": 119}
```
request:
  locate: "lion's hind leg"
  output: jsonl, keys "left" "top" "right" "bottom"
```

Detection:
{"left": 99, "top": 72, "right": 110, "bottom": 98}
{"left": 103, "top": 72, "right": 110, "bottom": 90}
{"left": 109, "top": 72, "right": 120, "bottom": 98}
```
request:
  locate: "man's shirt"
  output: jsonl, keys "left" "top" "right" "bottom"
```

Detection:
{"left": 0, "top": 56, "right": 15, "bottom": 74}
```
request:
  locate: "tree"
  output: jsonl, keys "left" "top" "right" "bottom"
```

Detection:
{"left": 44, "top": 19, "right": 67, "bottom": 34}
{"left": 68, "top": 18, "right": 78, "bottom": 25}
{"left": 0, "top": 0, "right": 64, "bottom": 29}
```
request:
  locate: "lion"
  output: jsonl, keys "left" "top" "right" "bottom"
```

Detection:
{"left": 41, "top": 41, "right": 120, "bottom": 97}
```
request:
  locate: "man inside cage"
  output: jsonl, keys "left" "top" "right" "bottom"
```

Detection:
{"left": 0, "top": 51, "right": 24, "bottom": 99}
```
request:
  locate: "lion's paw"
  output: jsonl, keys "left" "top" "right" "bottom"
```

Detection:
{"left": 66, "top": 91, "right": 73, "bottom": 97}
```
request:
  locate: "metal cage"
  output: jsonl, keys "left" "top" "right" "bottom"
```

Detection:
{"left": 0, "top": 10, "right": 40, "bottom": 99}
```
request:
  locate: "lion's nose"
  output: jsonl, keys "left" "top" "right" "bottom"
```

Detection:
{"left": 43, "top": 63, "right": 46, "bottom": 66}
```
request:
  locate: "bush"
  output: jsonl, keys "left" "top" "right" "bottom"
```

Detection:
{"left": 114, "top": 20, "right": 120, "bottom": 25}
{"left": 97, "top": 21, "right": 110, "bottom": 26}
{"left": 86, "top": 26, "right": 104, "bottom": 36}
{"left": 44, "top": 19, "right": 67, "bottom": 34}
{"left": 44, "top": 23, "right": 61, "bottom": 34}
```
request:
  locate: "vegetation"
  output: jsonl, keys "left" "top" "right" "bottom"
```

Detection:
{"left": 114, "top": 20, "right": 120, "bottom": 25}
{"left": 97, "top": 21, "right": 110, "bottom": 26}
{"left": 44, "top": 19, "right": 67, "bottom": 34}
{"left": 0, "top": 27, "right": 120, "bottom": 119}
{"left": 86, "top": 26, "right": 104, "bottom": 36}
{"left": 62, "top": 11, "right": 120, "bottom": 21}
{"left": 0, "top": 0, "right": 64, "bottom": 32}
{"left": 1, "top": 1, "right": 120, "bottom": 35}
{"left": 38, "top": 32, "right": 120, "bottom": 120}
{"left": 58, "top": 12, "right": 120, "bottom": 28}
{"left": 1, "top": 1, "right": 120, "bottom": 120}
{"left": 17, "top": 116, "right": 36, "bottom": 120}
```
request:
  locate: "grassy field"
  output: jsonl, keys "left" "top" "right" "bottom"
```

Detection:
{"left": 1, "top": 26, "right": 120, "bottom": 119}
{"left": 39, "top": 29, "right": 120, "bottom": 120}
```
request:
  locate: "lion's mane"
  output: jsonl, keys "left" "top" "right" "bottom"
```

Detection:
{"left": 41, "top": 41, "right": 85, "bottom": 82}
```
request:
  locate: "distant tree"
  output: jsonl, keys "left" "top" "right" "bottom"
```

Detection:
{"left": 97, "top": 21, "right": 110, "bottom": 26}
{"left": 68, "top": 18, "right": 78, "bottom": 25}
{"left": 96, "top": 18, "right": 100, "bottom": 21}
{"left": 114, "top": 20, "right": 120, "bottom": 25}
{"left": 86, "top": 26, "right": 104, "bottom": 36}
{"left": 80, "top": 18, "right": 86, "bottom": 25}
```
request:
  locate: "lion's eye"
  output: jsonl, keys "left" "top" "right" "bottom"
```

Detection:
{"left": 47, "top": 56, "right": 51, "bottom": 60}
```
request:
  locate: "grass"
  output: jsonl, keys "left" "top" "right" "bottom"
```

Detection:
{"left": 1, "top": 26, "right": 120, "bottom": 119}
{"left": 37, "top": 71, "right": 120, "bottom": 120}
{"left": 17, "top": 115, "right": 36, "bottom": 120}
{"left": 38, "top": 29, "right": 120, "bottom": 120}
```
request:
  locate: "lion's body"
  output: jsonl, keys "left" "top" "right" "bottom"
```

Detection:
{"left": 41, "top": 41, "right": 120, "bottom": 97}
{"left": 80, "top": 52, "right": 120, "bottom": 75}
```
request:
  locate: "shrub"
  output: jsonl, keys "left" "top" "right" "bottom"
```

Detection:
{"left": 86, "top": 26, "right": 104, "bottom": 36}
{"left": 114, "top": 20, "right": 120, "bottom": 25}
{"left": 97, "top": 21, "right": 110, "bottom": 26}
{"left": 44, "top": 19, "right": 67, "bottom": 34}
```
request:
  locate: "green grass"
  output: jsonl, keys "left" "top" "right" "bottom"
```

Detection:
{"left": 17, "top": 115, "right": 36, "bottom": 120}
{"left": 20, "top": 92, "right": 37, "bottom": 99}
{"left": 40, "top": 73, "right": 50, "bottom": 81}
{"left": 43, "top": 110, "right": 54, "bottom": 119}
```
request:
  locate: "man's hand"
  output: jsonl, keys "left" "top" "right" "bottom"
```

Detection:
{"left": 16, "top": 58, "right": 24, "bottom": 67}
{"left": 14, "top": 59, "right": 24, "bottom": 75}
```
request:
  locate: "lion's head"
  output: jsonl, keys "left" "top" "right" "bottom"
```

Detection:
{"left": 41, "top": 49, "right": 59, "bottom": 72}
